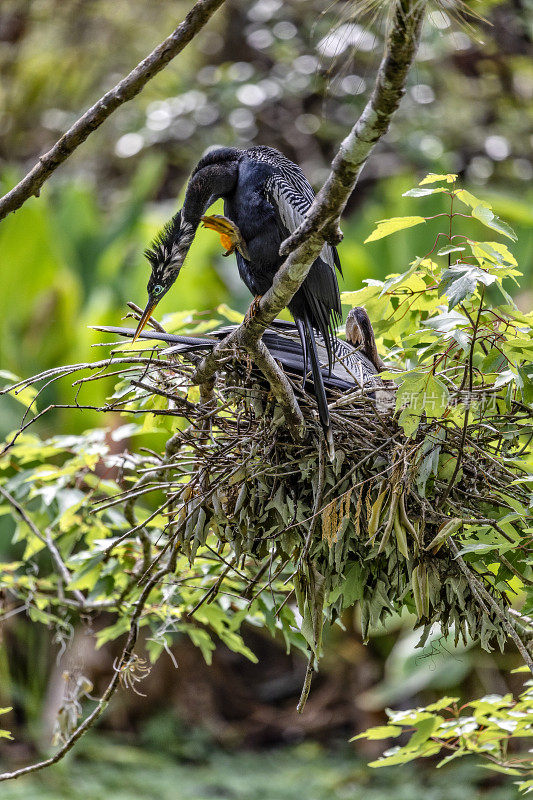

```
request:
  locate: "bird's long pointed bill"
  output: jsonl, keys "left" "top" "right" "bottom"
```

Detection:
{"left": 132, "top": 300, "right": 158, "bottom": 342}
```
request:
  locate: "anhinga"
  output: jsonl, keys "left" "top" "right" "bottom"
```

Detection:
{"left": 97, "top": 306, "right": 386, "bottom": 399}
{"left": 133, "top": 146, "right": 342, "bottom": 442}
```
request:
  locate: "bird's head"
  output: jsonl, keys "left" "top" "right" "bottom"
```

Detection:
{"left": 345, "top": 306, "right": 385, "bottom": 372}
{"left": 133, "top": 211, "right": 195, "bottom": 341}
{"left": 345, "top": 307, "right": 365, "bottom": 349}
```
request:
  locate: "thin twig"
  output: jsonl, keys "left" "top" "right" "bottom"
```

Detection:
{"left": 0, "top": 566, "right": 168, "bottom": 782}
{"left": 0, "top": 0, "right": 226, "bottom": 220}
{"left": 0, "top": 486, "right": 86, "bottom": 608}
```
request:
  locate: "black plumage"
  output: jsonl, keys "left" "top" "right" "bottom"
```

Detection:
{"left": 134, "top": 146, "right": 342, "bottom": 444}
{"left": 94, "top": 318, "right": 382, "bottom": 395}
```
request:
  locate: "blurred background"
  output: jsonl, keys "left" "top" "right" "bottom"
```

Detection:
{"left": 0, "top": 0, "right": 532, "bottom": 797}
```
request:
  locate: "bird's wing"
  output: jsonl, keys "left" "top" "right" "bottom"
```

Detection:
{"left": 263, "top": 175, "right": 340, "bottom": 273}
{"left": 246, "top": 146, "right": 340, "bottom": 274}
{"left": 330, "top": 338, "right": 379, "bottom": 387}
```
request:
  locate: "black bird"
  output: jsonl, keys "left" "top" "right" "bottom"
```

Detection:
{"left": 95, "top": 306, "right": 388, "bottom": 402}
{"left": 132, "top": 146, "right": 342, "bottom": 445}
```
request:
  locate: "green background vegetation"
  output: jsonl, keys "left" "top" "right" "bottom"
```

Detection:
{"left": 0, "top": 0, "right": 532, "bottom": 797}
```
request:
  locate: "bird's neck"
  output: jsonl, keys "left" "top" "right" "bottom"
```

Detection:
{"left": 182, "top": 160, "right": 239, "bottom": 229}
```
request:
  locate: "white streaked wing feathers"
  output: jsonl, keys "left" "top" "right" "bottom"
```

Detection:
{"left": 271, "top": 326, "right": 379, "bottom": 387}
{"left": 265, "top": 176, "right": 336, "bottom": 271}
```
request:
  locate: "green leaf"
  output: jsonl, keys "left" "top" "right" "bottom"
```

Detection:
{"left": 426, "top": 697, "right": 460, "bottom": 712}
{"left": 364, "top": 217, "right": 426, "bottom": 243}
{"left": 457, "top": 542, "right": 506, "bottom": 556}
{"left": 380, "top": 257, "right": 424, "bottom": 295}
{"left": 20, "top": 525, "right": 46, "bottom": 560}
{"left": 0, "top": 706, "right": 13, "bottom": 739}
{"left": 472, "top": 205, "right": 518, "bottom": 241}
{"left": 352, "top": 725, "right": 402, "bottom": 741}
{"left": 409, "top": 716, "right": 441, "bottom": 748}
{"left": 419, "top": 173, "right": 457, "bottom": 185}
{"left": 96, "top": 618, "right": 130, "bottom": 648}
{"left": 69, "top": 553, "right": 104, "bottom": 591}
{"left": 182, "top": 626, "right": 216, "bottom": 665}
{"left": 396, "top": 373, "right": 449, "bottom": 436}
{"left": 403, "top": 187, "right": 447, "bottom": 198}
{"left": 439, "top": 264, "right": 497, "bottom": 310}
{"left": 368, "top": 741, "right": 442, "bottom": 768}
{"left": 480, "top": 764, "right": 524, "bottom": 777}
{"left": 415, "top": 431, "right": 444, "bottom": 497}
{"left": 436, "top": 246, "right": 465, "bottom": 256}
{"left": 340, "top": 563, "right": 364, "bottom": 608}
{"left": 501, "top": 337, "right": 533, "bottom": 359}
{"left": 437, "top": 749, "right": 467, "bottom": 768}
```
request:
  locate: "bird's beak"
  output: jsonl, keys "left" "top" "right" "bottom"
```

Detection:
{"left": 132, "top": 299, "right": 158, "bottom": 342}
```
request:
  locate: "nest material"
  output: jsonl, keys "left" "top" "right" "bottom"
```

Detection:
{"left": 132, "top": 339, "right": 513, "bottom": 662}
{"left": 6, "top": 328, "right": 525, "bottom": 667}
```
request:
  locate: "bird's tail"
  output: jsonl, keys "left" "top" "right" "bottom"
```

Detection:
{"left": 300, "top": 315, "right": 334, "bottom": 460}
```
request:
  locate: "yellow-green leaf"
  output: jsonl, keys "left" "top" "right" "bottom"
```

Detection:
{"left": 0, "top": 372, "right": 38, "bottom": 409}
{"left": 455, "top": 189, "right": 490, "bottom": 210}
{"left": 426, "top": 697, "right": 460, "bottom": 712}
{"left": 364, "top": 217, "right": 426, "bottom": 243}
{"left": 419, "top": 173, "right": 457, "bottom": 185}
{"left": 352, "top": 725, "right": 403, "bottom": 741}
{"left": 470, "top": 241, "right": 517, "bottom": 267}
{"left": 472, "top": 205, "right": 517, "bottom": 241}
{"left": 217, "top": 303, "right": 244, "bottom": 323}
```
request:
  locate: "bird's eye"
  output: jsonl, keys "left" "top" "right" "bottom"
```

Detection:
{"left": 152, "top": 284, "right": 164, "bottom": 295}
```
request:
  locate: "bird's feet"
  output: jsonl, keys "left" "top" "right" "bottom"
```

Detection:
{"left": 200, "top": 215, "right": 250, "bottom": 260}
{"left": 244, "top": 295, "right": 263, "bottom": 324}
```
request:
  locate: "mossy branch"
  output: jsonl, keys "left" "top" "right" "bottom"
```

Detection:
{"left": 0, "top": 0, "right": 226, "bottom": 222}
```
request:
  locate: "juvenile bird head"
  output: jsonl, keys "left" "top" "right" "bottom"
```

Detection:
{"left": 345, "top": 306, "right": 385, "bottom": 373}
{"left": 133, "top": 211, "right": 195, "bottom": 341}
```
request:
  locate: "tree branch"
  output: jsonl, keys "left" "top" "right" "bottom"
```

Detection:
{"left": 449, "top": 539, "right": 533, "bottom": 674}
{"left": 0, "top": 0, "right": 226, "bottom": 222}
{"left": 0, "top": 566, "right": 168, "bottom": 782}
{"left": 192, "top": 0, "right": 426, "bottom": 389}
{"left": 0, "top": 485, "right": 87, "bottom": 608}
{"left": 248, "top": 340, "right": 306, "bottom": 439}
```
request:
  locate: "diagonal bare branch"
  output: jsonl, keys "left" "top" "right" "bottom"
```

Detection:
{"left": 0, "top": 566, "right": 168, "bottom": 782}
{"left": 0, "top": 0, "right": 226, "bottom": 222}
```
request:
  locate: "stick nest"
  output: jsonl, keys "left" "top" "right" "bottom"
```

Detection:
{"left": 113, "top": 335, "right": 519, "bottom": 662}
{"left": 6, "top": 328, "right": 529, "bottom": 668}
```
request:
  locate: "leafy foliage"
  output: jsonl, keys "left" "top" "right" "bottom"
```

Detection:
{"left": 0, "top": 175, "right": 531, "bottom": 791}
{"left": 0, "top": 707, "right": 13, "bottom": 741}
{"left": 356, "top": 671, "right": 533, "bottom": 793}
{"left": 0, "top": 736, "right": 521, "bottom": 800}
